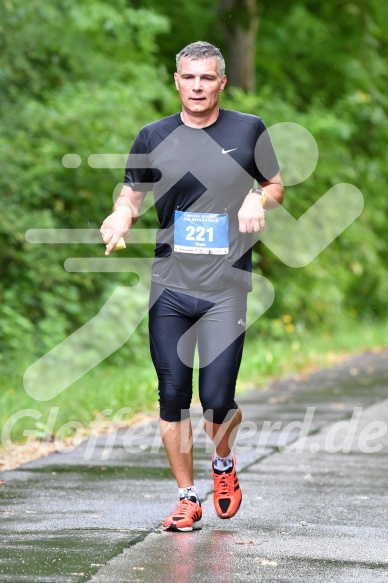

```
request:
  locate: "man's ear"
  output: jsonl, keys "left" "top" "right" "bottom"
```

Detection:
{"left": 174, "top": 72, "right": 179, "bottom": 91}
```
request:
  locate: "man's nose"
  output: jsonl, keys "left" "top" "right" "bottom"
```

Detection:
{"left": 193, "top": 77, "right": 202, "bottom": 90}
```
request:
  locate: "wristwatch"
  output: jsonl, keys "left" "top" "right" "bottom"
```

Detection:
{"left": 249, "top": 187, "right": 267, "bottom": 207}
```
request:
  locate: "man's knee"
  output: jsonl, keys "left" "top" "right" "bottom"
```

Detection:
{"left": 159, "top": 399, "right": 191, "bottom": 423}
{"left": 203, "top": 404, "right": 238, "bottom": 425}
{"left": 158, "top": 379, "right": 192, "bottom": 422}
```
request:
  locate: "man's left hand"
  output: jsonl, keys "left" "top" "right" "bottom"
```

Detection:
{"left": 237, "top": 192, "right": 265, "bottom": 233}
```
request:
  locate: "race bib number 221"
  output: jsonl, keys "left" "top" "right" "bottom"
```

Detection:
{"left": 174, "top": 211, "right": 229, "bottom": 255}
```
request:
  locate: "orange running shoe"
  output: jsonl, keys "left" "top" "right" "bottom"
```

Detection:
{"left": 212, "top": 454, "right": 242, "bottom": 519}
{"left": 163, "top": 498, "right": 203, "bottom": 532}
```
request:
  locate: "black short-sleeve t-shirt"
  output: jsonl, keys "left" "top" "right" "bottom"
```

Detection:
{"left": 124, "top": 108, "right": 279, "bottom": 291}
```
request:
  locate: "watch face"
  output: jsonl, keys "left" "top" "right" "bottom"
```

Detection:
{"left": 250, "top": 187, "right": 266, "bottom": 207}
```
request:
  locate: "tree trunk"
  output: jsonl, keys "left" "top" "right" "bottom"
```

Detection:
{"left": 218, "top": 0, "right": 259, "bottom": 93}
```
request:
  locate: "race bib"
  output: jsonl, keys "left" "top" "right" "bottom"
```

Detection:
{"left": 174, "top": 211, "right": 229, "bottom": 255}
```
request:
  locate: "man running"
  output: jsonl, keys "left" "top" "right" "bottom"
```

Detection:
{"left": 101, "top": 41, "right": 284, "bottom": 532}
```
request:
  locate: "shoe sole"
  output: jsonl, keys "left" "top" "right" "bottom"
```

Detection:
{"left": 164, "top": 518, "right": 203, "bottom": 532}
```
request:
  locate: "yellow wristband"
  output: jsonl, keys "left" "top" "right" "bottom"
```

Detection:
{"left": 249, "top": 187, "right": 267, "bottom": 207}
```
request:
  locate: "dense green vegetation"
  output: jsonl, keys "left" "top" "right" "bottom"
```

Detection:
{"left": 1, "top": 0, "right": 387, "bottom": 439}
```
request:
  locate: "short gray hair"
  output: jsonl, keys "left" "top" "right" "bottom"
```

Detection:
{"left": 176, "top": 41, "right": 226, "bottom": 77}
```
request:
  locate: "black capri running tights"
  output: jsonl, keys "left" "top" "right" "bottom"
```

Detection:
{"left": 148, "top": 283, "right": 248, "bottom": 425}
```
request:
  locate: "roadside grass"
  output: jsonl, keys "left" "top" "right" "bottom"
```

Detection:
{"left": 0, "top": 317, "right": 387, "bottom": 449}
{"left": 239, "top": 316, "right": 388, "bottom": 389}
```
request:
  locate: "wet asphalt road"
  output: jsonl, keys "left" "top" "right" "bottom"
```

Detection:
{"left": 1, "top": 350, "right": 388, "bottom": 582}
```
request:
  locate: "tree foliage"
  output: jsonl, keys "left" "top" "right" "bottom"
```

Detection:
{"left": 0, "top": 0, "right": 173, "bottom": 364}
{"left": 0, "top": 0, "right": 387, "bottom": 368}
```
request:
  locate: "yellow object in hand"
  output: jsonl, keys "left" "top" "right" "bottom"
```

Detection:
{"left": 106, "top": 236, "right": 126, "bottom": 251}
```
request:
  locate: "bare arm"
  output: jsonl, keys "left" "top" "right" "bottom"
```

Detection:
{"left": 238, "top": 172, "right": 284, "bottom": 233}
{"left": 100, "top": 184, "right": 147, "bottom": 255}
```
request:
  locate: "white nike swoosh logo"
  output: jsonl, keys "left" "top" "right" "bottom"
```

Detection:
{"left": 222, "top": 148, "right": 237, "bottom": 154}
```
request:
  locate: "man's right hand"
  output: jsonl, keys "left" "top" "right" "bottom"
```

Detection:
{"left": 100, "top": 206, "right": 133, "bottom": 256}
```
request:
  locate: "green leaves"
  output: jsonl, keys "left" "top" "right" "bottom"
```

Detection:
{"left": 0, "top": 0, "right": 172, "bottom": 365}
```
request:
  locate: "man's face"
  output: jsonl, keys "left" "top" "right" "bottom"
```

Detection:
{"left": 174, "top": 57, "right": 227, "bottom": 117}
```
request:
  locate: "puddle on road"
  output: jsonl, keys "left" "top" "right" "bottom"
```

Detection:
{"left": 0, "top": 529, "right": 145, "bottom": 583}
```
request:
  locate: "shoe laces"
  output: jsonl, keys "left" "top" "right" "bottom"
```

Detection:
{"left": 214, "top": 470, "right": 235, "bottom": 497}
{"left": 174, "top": 498, "right": 199, "bottom": 517}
